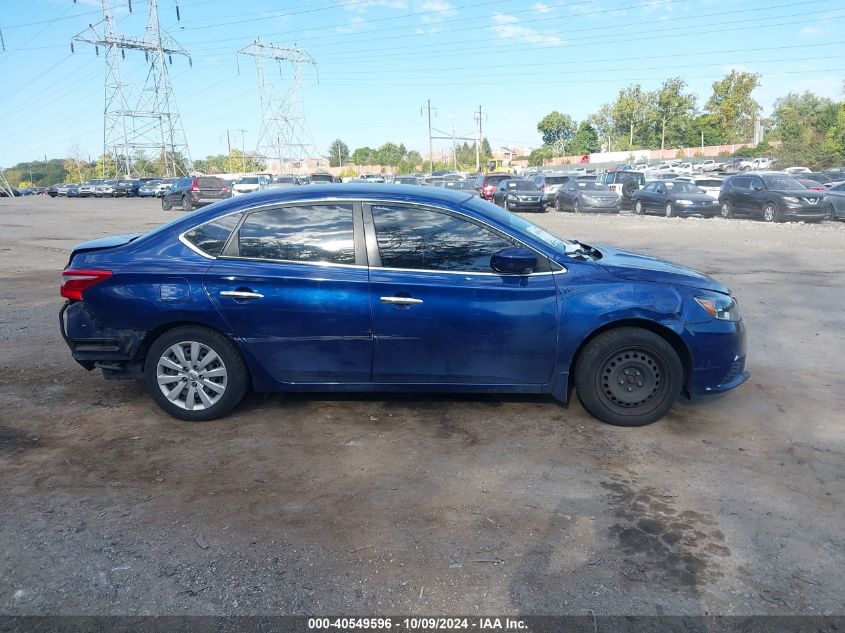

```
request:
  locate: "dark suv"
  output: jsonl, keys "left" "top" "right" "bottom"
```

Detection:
{"left": 596, "top": 170, "right": 645, "bottom": 208}
{"left": 530, "top": 173, "right": 572, "bottom": 207}
{"left": 718, "top": 172, "right": 828, "bottom": 222}
{"left": 473, "top": 173, "right": 510, "bottom": 200}
{"left": 161, "top": 176, "right": 229, "bottom": 211}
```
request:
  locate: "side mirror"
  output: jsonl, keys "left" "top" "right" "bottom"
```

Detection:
{"left": 753, "top": 184, "right": 763, "bottom": 191}
{"left": 491, "top": 247, "right": 538, "bottom": 274}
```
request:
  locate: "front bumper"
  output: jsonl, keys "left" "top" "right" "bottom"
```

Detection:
{"left": 780, "top": 203, "right": 828, "bottom": 221}
{"left": 506, "top": 199, "right": 544, "bottom": 211}
{"left": 686, "top": 318, "right": 750, "bottom": 396}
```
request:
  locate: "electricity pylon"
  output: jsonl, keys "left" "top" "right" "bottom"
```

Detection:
{"left": 72, "top": 0, "right": 192, "bottom": 177}
{"left": 0, "top": 168, "right": 14, "bottom": 197}
{"left": 237, "top": 40, "right": 318, "bottom": 174}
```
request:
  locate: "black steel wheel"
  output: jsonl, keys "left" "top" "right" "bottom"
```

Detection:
{"left": 574, "top": 327, "right": 683, "bottom": 426}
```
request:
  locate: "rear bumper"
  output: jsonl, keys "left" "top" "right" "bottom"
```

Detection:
{"left": 676, "top": 203, "right": 719, "bottom": 216}
{"left": 60, "top": 301, "right": 145, "bottom": 375}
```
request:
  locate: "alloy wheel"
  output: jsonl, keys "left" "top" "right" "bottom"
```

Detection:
{"left": 156, "top": 341, "right": 228, "bottom": 411}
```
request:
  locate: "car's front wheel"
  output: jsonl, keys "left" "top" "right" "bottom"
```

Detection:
{"left": 762, "top": 201, "right": 779, "bottom": 223}
{"left": 555, "top": 198, "right": 564, "bottom": 213}
{"left": 144, "top": 326, "right": 248, "bottom": 422}
{"left": 161, "top": 196, "right": 173, "bottom": 210}
{"left": 182, "top": 195, "right": 193, "bottom": 212}
{"left": 634, "top": 200, "right": 643, "bottom": 215}
{"left": 665, "top": 202, "right": 675, "bottom": 218}
{"left": 720, "top": 199, "right": 733, "bottom": 219}
{"left": 574, "top": 327, "right": 683, "bottom": 427}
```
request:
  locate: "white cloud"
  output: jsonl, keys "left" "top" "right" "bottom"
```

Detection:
{"left": 532, "top": 3, "right": 552, "bottom": 13}
{"left": 341, "top": 0, "right": 408, "bottom": 12}
{"left": 336, "top": 16, "right": 368, "bottom": 33}
{"left": 490, "top": 13, "right": 564, "bottom": 46}
{"left": 415, "top": 0, "right": 457, "bottom": 24}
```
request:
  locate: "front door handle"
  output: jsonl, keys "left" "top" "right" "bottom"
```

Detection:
{"left": 220, "top": 290, "right": 264, "bottom": 300}
{"left": 380, "top": 296, "right": 423, "bottom": 305}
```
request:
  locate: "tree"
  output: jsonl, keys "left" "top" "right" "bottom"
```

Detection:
{"left": 612, "top": 84, "right": 656, "bottom": 149}
{"left": 656, "top": 77, "right": 697, "bottom": 151}
{"left": 537, "top": 111, "right": 575, "bottom": 153}
{"left": 527, "top": 146, "right": 554, "bottom": 167}
{"left": 375, "top": 142, "right": 405, "bottom": 167}
{"left": 772, "top": 91, "right": 840, "bottom": 167}
{"left": 587, "top": 104, "right": 618, "bottom": 151}
{"left": 569, "top": 122, "right": 600, "bottom": 155}
{"left": 704, "top": 70, "right": 761, "bottom": 144}
{"left": 328, "top": 139, "right": 349, "bottom": 168}
{"left": 351, "top": 146, "right": 375, "bottom": 165}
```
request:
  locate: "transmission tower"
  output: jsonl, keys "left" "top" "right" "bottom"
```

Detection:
{"left": 236, "top": 40, "right": 318, "bottom": 174}
{"left": 0, "top": 168, "right": 14, "bottom": 197}
{"left": 71, "top": 0, "right": 192, "bottom": 178}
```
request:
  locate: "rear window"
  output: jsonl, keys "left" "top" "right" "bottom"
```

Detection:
{"left": 198, "top": 177, "right": 223, "bottom": 188}
{"left": 183, "top": 212, "right": 243, "bottom": 257}
{"left": 609, "top": 171, "right": 644, "bottom": 185}
{"left": 697, "top": 179, "right": 723, "bottom": 188}
{"left": 310, "top": 174, "right": 335, "bottom": 182}
{"left": 484, "top": 175, "right": 509, "bottom": 186}
{"left": 238, "top": 177, "right": 260, "bottom": 185}
{"left": 545, "top": 176, "right": 569, "bottom": 184}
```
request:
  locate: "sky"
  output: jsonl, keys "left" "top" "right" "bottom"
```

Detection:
{"left": 0, "top": 0, "right": 844, "bottom": 167}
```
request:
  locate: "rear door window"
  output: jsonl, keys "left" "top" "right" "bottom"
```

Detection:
{"left": 183, "top": 212, "right": 244, "bottom": 257}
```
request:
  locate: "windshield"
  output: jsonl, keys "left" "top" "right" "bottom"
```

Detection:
{"left": 274, "top": 177, "right": 296, "bottom": 183}
{"left": 762, "top": 175, "right": 805, "bottom": 190}
{"left": 576, "top": 182, "right": 611, "bottom": 191}
{"left": 665, "top": 181, "right": 702, "bottom": 194}
{"left": 506, "top": 180, "right": 538, "bottom": 190}
{"left": 238, "top": 177, "right": 259, "bottom": 184}
{"left": 463, "top": 196, "right": 574, "bottom": 254}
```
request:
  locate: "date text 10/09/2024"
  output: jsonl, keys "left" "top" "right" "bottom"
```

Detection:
{"left": 308, "top": 618, "right": 528, "bottom": 630}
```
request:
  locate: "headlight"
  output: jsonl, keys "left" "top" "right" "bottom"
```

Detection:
{"left": 694, "top": 295, "right": 741, "bottom": 321}
{"left": 582, "top": 195, "right": 600, "bottom": 204}
{"left": 783, "top": 196, "right": 800, "bottom": 204}
{"left": 507, "top": 194, "right": 517, "bottom": 200}
{"left": 675, "top": 199, "right": 694, "bottom": 205}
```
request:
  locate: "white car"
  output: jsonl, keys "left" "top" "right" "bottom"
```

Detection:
{"left": 784, "top": 166, "right": 811, "bottom": 175}
{"left": 232, "top": 175, "right": 270, "bottom": 196}
{"left": 674, "top": 175, "right": 724, "bottom": 198}
{"left": 155, "top": 178, "right": 178, "bottom": 197}
{"left": 694, "top": 159, "right": 724, "bottom": 173}
{"left": 675, "top": 162, "right": 694, "bottom": 175}
{"left": 749, "top": 157, "right": 776, "bottom": 170}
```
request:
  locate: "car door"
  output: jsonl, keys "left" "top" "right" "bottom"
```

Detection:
{"left": 747, "top": 175, "right": 766, "bottom": 216}
{"left": 364, "top": 202, "right": 559, "bottom": 385}
{"left": 203, "top": 202, "right": 373, "bottom": 383}
{"left": 725, "top": 176, "right": 749, "bottom": 213}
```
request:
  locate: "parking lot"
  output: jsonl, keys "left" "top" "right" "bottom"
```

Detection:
{"left": 1, "top": 195, "right": 844, "bottom": 616}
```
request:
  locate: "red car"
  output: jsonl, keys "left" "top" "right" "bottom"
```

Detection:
{"left": 473, "top": 173, "right": 510, "bottom": 200}
{"left": 798, "top": 179, "right": 826, "bottom": 191}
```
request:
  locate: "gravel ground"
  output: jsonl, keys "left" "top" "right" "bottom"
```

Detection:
{"left": 0, "top": 196, "right": 843, "bottom": 616}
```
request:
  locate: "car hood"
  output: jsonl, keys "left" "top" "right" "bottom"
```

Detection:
{"left": 507, "top": 189, "right": 541, "bottom": 194}
{"left": 770, "top": 188, "right": 822, "bottom": 198}
{"left": 595, "top": 244, "right": 728, "bottom": 294}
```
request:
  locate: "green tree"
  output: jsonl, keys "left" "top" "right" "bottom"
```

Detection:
{"left": 328, "top": 139, "right": 350, "bottom": 167}
{"left": 527, "top": 146, "right": 554, "bottom": 167}
{"left": 704, "top": 70, "right": 761, "bottom": 144}
{"left": 537, "top": 111, "right": 576, "bottom": 153}
{"left": 684, "top": 114, "right": 725, "bottom": 147}
{"left": 375, "top": 142, "right": 405, "bottom": 167}
{"left": 772, "top": 91, "right": 840, "bottom": 167}
{"left": 351, "top": 146, "right": 375, "bottom": 165}
{"left": 656, "top": 77, "right": 697, "bottom": 151}
{"left": 587, "top": 104, "right": 618, "bottom": 152}
{"left": 569, "top": 122, "right": 600, "bottom": 155}
{"left": 612, "top": 84, "right": 656, "bottom": 149}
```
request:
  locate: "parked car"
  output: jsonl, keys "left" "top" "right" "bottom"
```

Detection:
{"left": 95, "top": 180, "right": 119, "bottom": 197}
{"left": 674, "top": 162, "right": 694, "bottom": 175}
{"left": 491, "top": 179, "right": 544, "bottom": 212}
{"left": 393, "top": 176, "right": 422, "bottom": 185}
{"left": 798, "top": 179, "right": 827, "bottom": 191}
{"left": 232, "top": 176, "right": 270, "bottom": 197}
{"left": 595, "top": 170, "right": 645, "bottom": 209}
{"left": 784, "top": 166, "right": 811, "bottom": 175}
{"left": 473, "top": 173, "right": 510, "bottom": 200}
{"left": 138, "top": 180, "right": 163, "bottom": 197}
{"left": 155, "top": 178, "right": 178, "bottom": 197}
{"left": 748, "top": 157, "right": 776, "bottom": 170}
{"left": 554, "top": 180, "right": 620, "bottom": 213}
{"left": 632, "top": 180, "right": 719, "bottom": 218}
{"left": 442, "top": 180, "right": 476, "bottom": 191}
{"left": 78, "top": 179, "right": 104, "bottom": 197}
{"left": 530, "top": 173, "right": 572, "bottom": 207}
{"left": 268, "top": 176, "right": 303, "bottom": 189}
{"left": 113, "top": 179, "right": 142, "bottom": 197}
{"left": 47, "top": 184, "right": 61, "bottom": 197}
{"left": 823, "top": 181, "right": 845, "bottom": 220}
{"left": 0, "top": 187, "right": 22, "bottom": 197}
{"left": 58, "top": 184, "right": 749, "bottom": 426}
{"left": 309, "top": 173, "right": 338, "bottom": 183}
{"left": 57, "top": 183, "right": 79, "bottom": 196}
{"left": 720, "top": 158, "right": 752, "bottom": 173}
{"left": 802, "top": 172, "right": 833, "bottom": 185}
{"left": 694, "top": 159, "right": 724, "bottom": 173}
{"left": 673, "top": 175, "right": 724, "bottom": 198}
{"left": 718, "top": 172, "right": 828, "bottom": 222}
{"left": 161, "top": 176, "right": 229, "bottom": 211}
{"left": 66, "top": 184, "right": 80, "bottom": 198}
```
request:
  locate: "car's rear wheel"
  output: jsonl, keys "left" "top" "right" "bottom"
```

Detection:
{"left": 665, "top": 202, "right": 675, "bottom": 218}
{"left": 555, "top": 198, "right": 564, "bottom": 213}
{"left": 827, "top": 203, "right": 836, "bottom": 221}
{"left": 182, "top": 195, "right": 193, "bottom": 212}
{"left": 575, "top": 198, "right": 583, "bottom": 213}
{"left": 762, "top": 201, "right": 779, "bottom": 223}
{"left": 720, "top": 200, "right": 733, "bottom": 219}
{"left": 634, "top": 200, "right": 644, "bottom": 215}
{"left": 161, "top": 196, "right": 172, "bottom": 210}
{"left": 574, "top": 327, "right": 683, "bottom": 427}
{"left": 144, "top": 326, "right": 248, "bottom": 422}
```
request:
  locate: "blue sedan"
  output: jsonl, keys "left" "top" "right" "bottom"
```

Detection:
{"left": 59, "top": 185, "right": 749, "bottom": 426}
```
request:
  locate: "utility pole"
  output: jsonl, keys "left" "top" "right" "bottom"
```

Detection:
{"left": 422, "top": 99, "right": 435, "bottom": 173}
{"left": 451, "top": 127, "right": 457, "bottom": 172}
{"left": 474, "top": 105, "right": 485, "bottom": 172}
{"left": 238, "top": 129, "right": 248, "bottom": 172}
{"left": 226, "top": 130, "right": 232, "bottom": 171}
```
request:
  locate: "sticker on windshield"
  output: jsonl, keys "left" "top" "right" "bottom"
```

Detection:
{"left": 524, "top": 225, "right": 566, "bottom": 249}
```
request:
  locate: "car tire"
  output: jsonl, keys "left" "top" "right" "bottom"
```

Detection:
{"left": 575, "top": 199, "right": 582, "bottom": 214}
{"left": 555, "top": 198, "right": 564, "bottom": 213}
{"left": 828, "top": 203, "right": 836, "bottom": 221}
{"left": 144, "top": 326, "right": 248, "bottom": 422}
{"left": 634, "top": 200, "right": 644, "bottom": 215}
{"left": 762, "top": 201, "right": 779, "bottom": 223}
{"left": 720, "top": 200, "right": 734, "bottom": 219}
{"left": 574, "top": 327, "right": 683, "bottom": 427}
{"left": 621, "top": 180, "right": 637, "bottom": 199}
{"left": 161, "top": 196, "right": 173, "bottom": 211}
{"left": 665, "top": 202, "right": 675, "bottom": 218}
{"left": 182, "top": 195, "right": 193, "bottom": 212}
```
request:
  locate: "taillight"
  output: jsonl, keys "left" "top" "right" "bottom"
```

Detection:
{"left": 61, "top": 269, "right": 112, "bottom": 301}
{"left": 190, "top": 178, "right": 199, "bottom": 192}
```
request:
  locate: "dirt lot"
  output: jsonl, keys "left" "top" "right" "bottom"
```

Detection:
{"left": 1, "top": 195, "right": 843, "bottom": 616}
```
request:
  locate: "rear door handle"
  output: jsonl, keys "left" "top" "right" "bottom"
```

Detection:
{"left": 380, "top": 296, "right": 423, "bottom": 305}
{"left": 220, "top": 290, "right": 264, "bottom": 300}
